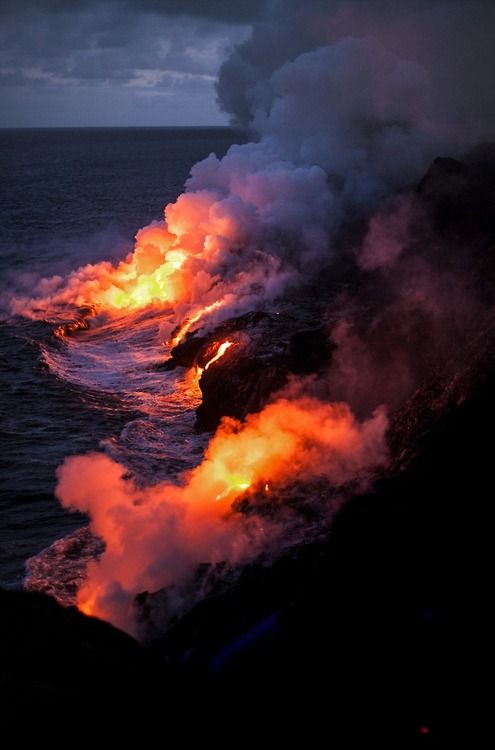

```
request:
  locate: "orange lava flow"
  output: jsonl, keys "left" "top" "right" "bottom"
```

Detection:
{"left": 169, "top": 300, "right": 225, "bottom": 347}
{"left": 204, "top": 341, "right": 234, "bottom": 371}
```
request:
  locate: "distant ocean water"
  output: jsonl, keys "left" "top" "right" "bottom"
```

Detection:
{"left": 0, "top": 127, "right": 243, "bottom": 589}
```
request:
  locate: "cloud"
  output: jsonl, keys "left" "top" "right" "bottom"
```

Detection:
{"left": 0, "top": 3, "right": 257, "bottom": 126}
{"left": 0, "top": 1, "right": 265, "bottom": 24}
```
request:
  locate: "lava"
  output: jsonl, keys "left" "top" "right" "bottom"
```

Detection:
{"left": 77, "top": 594, "right": 96, "bottom": 617}
{"left": 168, "top": 300, "right": 226, "bottom": 347}
{"left": 204, "top": 341, "right": 234, "bottom": 371}
{"left": 215, "top": 479, "right": 250, "bottom": 502}
{"left": 195, "top": 339, "right": 234, "bottom": 384}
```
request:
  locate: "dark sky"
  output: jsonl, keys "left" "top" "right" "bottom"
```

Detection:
{"left": 0, "top": 1, "right": 265, "bottom": 127}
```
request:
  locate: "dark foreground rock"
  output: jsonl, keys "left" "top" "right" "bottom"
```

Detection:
{"left": 0, "top": 588, "right": 211, "bottom": 733}
{"left": 0, "top": 589, "right": 143, "bottom": 720}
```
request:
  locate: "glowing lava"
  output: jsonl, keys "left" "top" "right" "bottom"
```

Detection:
{"left": 195, "top": 340, "right": 234, "bottom": 384}
{"left": 169, "top": 300, "right": 226, "bottom": 347}
{"left": 77, "top": 594, "right": 96, "bottom": 617}
{"left": 204, "top": 341, "right": 234, "bottom": 371}
{"left": 215, "top": 478, "right": 250, "bottom": 502}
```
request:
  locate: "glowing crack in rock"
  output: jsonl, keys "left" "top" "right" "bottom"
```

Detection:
{"left": 204, "top": 341, "right": 234, "bottom": 371}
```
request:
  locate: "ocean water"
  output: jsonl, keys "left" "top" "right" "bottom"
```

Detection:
{"left": 0, "top": 127, "right": 243, "bottom": 590}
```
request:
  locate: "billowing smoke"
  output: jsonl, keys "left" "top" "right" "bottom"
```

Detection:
{"left": 8, "top": 149, "right": 335, "bottom": 326}
{"left": 219, "top": 0, "right": 495, "bottom": 153}
{"left": 12, "top": 1, "right": 495, "bottom": 636}
{"left": 10, "top": 2, "right": 495, "bottom": 328}
{"left": 57, "top": 397, "right": 388, "bottom": 634}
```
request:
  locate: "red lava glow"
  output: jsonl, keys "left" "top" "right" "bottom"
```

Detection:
{"left": 168, "top": 300, "right": 226, "bottom": 347}
{"left": 56, "top": 397, "right": 388, "bottom": 633}
{"left": 196, "top": 340, "right": 233, "bottom": 380}
{"left": 204, "top": 341, "right": 234, "bottom": 371}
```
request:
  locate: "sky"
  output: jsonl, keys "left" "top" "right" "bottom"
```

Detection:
{"left": 0, "top": 0, "right": 264, "bottom": 127}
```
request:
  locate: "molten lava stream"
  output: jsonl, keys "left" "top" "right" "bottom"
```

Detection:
{"left": 168, "top": 301, "right": 226, "bottom": 348}
{"left": 195, "top": 340, "right": 234, "bottom": 380}
{"left": 204, "top": 341, "right": 234, "bottom": 370}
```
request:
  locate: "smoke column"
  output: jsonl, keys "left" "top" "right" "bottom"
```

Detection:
{"left": 12, "top": 1, "right": 495, "bottom": 328}
{"left": 12, "top": 1, "right": 495, "bottom": 634}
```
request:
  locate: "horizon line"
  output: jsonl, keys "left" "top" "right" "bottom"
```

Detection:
{"left": 0, "top": 124, "right": 239, "bottom": 131}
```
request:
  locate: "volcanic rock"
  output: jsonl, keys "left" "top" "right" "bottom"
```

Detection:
{"left": 166, "top": 306, "right": 333, "bottom": 432}
{"left": 418, "top": 152, "right": 495, "bottom": 246}
{"left": 0, "top": 588, "right": 144, "bottom": 723}
{"left": 143, "top": 316, "right": 493, "bottom": 740}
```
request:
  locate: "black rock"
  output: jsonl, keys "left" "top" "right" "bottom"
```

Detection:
{"left": 194, "top": 307, "right": 332, "bottom": 431}
{"left": 418, "top": 153, "right": 495, "bottom": 245}
{"left": 0, "top": 588, "right": 144, "bottom": 723}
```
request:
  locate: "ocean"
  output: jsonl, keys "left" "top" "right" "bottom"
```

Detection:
{"left": 0, "top": 126, "right": 243, "bottom": 591}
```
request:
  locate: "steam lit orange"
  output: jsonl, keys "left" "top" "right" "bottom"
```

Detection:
{"left": 57, "top": 398, "right": 388, "bottom": 634}
{"left": 19, "top": 183, "right": 250, "bottom": 319}
{"left": 87, "top": 226, "right": 188, "bottom": 311}
{"left": 169, "top": 301, "right": 226, "bottom": 347}
{"left": 32, "top": 162, "right": 390, "bottom": 635}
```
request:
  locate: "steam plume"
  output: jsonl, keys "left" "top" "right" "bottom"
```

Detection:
{"left": 57, "top": 397, "right": 388, "bottom": 634}
{"left": 10, "top": 3, "right": 495, "bottom": 325}
{"left": 12, "top": 1, "right": 495, "bottom": 636}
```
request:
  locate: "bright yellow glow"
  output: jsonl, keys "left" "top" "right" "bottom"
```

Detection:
{"left": 215, "top": 478, "right": 251, "bottom": 502}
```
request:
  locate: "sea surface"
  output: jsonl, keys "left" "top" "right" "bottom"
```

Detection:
{"left": 0, "top": 127, "right": 243, "bottom": 590}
